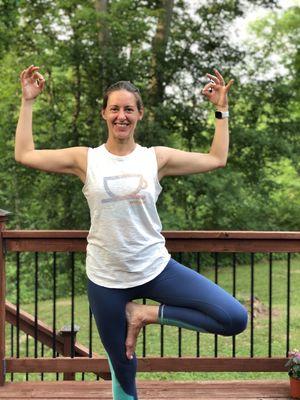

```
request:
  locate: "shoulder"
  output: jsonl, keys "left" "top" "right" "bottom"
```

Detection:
{"left": 153, "top": 146, "right": 173, "bottom": 170}
{"left": 84, "top": 144, "right": 104, "bottom": 159}
{"left": 71, "top": 146, "right": 89, "bottom": 165}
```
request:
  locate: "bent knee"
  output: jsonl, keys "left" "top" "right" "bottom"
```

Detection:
{"left": 223, "top": 305, "right": 248, "bottom": 336}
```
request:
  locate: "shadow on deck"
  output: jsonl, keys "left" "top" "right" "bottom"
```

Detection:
{"left": 0, "top": 380, "right": 291, "bottom": 399}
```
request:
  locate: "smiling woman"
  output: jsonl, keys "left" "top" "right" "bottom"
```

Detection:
{"left": 14, "top": 65, "right": 246, "bottom": 400}
{"left": 101, "top": 85, "right": 144, "bottom": 150}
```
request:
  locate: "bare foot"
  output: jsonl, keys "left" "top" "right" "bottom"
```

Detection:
{"left": 125, "top": 302, "right": 159, "bottom": 360}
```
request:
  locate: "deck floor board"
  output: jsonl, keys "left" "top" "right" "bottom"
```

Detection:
{"left": 0, "top": 380, "right": 291, "bottom": 399}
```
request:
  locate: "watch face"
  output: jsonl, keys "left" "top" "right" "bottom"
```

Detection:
{"left": 215, "top": 111, "right": 229, "bottom": 119}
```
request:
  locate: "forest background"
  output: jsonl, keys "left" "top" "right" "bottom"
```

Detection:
{"left": 1, "top": 1, "right": 300, "bottom": 371}
{"left": 0, "top": 0, "right": 299, "bottom": 233}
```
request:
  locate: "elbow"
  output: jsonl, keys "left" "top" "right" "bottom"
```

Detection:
{"left": 14, "top": 152, "right": 21, "bottom": 163}
{"left": 209, "top": 152, "right": 228, "bottom": 169}
{"left": 210, "top": 154, "right": 227, "bottom": 169}
{"left": 217, "top": 158, "right": 227, "bottom": 168}
{"left": 14, "top": 151, "right": 23, "bottom": 164}
{"left": 15, "top": 150, "right": 29, "bottom": 166}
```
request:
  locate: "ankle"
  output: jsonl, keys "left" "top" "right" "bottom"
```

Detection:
{"left": 143, "top": 304, "right": 159, "bottom": 325}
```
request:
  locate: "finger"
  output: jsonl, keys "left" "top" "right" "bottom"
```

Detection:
{"left": 32, "top": 71, "right": 44, "bottom": 82}
{"left": 225, "top": 79, "right": 234, "bottom": 92}
{"left": 206, "top": 73, "right": 220, "bottom": 85}
{"left": 202, "top": 82, "right": 220, "bottom": 96}
{"left": 39, "top": 79, "right": 46, "bottom": 91}
{"left": 24, "top": 65, "right": 39, "bottom": 78}
{"left": 30, "top": 67, "right": 40, "bottom": 77}
{"left": 36, "top": 75, "right": 46, "bottom": 90}
{"left": 20, "top": 69, "right": 27, "bottom": 81}
{"left": 202, "top": 84, "right": 214, "bottom": 98}
{"left": 213, "top": 69, "right": 225, "bottom": 85}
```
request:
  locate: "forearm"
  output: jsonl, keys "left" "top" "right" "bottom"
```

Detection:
{"left": 209, "top": 109, "right": 229, "bottom": 167}
{"left": 15, "top": 98, "right": 35, "bottom": 162}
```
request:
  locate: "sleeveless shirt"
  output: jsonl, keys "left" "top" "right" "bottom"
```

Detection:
{"left": 82, "top": 144, "right": 170, "bottom": 288}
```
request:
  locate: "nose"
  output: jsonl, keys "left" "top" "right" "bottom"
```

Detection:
{"left": 117, "top": 109, "right": 126, "bottom": 120}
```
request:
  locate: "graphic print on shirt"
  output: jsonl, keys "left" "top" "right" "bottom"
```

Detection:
{"left": 102, "top": 173, "right": 148, "bottom": 203}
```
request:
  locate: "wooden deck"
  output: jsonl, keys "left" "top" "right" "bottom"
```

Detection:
{"left": 0, "top": 380, "right": 291, "bottom": 399}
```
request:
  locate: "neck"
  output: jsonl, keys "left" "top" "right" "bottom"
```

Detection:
{"left": 105, "top": 137, "right": 136, "bottom": 156}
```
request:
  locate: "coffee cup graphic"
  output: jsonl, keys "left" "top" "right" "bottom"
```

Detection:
{"left": 102, "top": 174, "right": 148, "bottom": 203}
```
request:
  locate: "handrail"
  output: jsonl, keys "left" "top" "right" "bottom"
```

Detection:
{"left": 5, "top": 301, "right": 98, "bottom": 358}
{"left": 3, "top": 230, "right": 300, "bottom": 252}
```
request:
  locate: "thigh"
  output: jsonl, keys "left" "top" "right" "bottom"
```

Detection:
{"left": 87, "top": 278, "right": 130, "bottom": 355}
{"left": 145, "top": 258, "right": 241, "bottom": 319}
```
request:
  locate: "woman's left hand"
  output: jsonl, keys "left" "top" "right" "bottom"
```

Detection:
{"left": 202, "top": 69, "right": 234, "bottom": 111}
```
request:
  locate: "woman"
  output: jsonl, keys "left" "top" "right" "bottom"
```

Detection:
{"left": 15, "top": 65, "right": 247, "bottom": 400}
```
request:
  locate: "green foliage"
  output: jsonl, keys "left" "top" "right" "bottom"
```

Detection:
{"left": 1, "top": 0, "right": 300, "bottom": 298}
{"left": 286, "top": 351, "right": 300, "bottom": 380}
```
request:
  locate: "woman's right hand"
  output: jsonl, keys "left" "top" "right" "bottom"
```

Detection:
{"left": 20, "top": 65, "right": 45, "bottom": 101}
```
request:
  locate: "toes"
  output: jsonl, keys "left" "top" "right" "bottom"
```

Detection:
{"left": 125, "top": 322, "right": 141, "bottom": 360}
{"left": 125, "top": 324, "right": 138, "bottom": 359}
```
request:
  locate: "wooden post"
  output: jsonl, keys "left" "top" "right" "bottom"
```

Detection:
{"left": 59, "top": 325, "right": 80, "bottom": 380}
{"left": 0, "top": 209, "right": 11, "bottom": 386}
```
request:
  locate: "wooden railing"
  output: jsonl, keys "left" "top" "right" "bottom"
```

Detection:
{"left": 1, "top": 210, "right": 299, "bottom": 385}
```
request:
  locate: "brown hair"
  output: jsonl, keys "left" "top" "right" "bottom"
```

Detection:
{"left": 102, "top": 81, "right": 143, "bottom": 112}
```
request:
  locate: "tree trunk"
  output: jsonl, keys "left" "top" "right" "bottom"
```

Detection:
{"left": 150, "top": 0, "right": 174, "bottom": 105}
{"left": 94, "top": 0, "right": 108, "bottom": 44}
{"left": 94, "top": 0, "right": 109, "bottom": 89}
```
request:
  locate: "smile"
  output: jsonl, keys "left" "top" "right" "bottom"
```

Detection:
{"left": 114, "top": 122, "right": 130, "bottom": 126}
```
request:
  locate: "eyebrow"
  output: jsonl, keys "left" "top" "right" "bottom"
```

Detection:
{"left": 109, "top": 104, "right": 135, "bottom": 108}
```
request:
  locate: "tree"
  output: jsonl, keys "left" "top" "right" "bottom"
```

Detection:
{"left": 0, "top": 0, "right": 283, "bottom": 231}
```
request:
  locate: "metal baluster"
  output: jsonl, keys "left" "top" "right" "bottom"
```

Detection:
{"left": 89, "top": 307, "right": 93, "bottom": 358}
{"left": 26, "top": 334, "right": 29, "bottom": 381}
{"left": 34, "top": 252, "right": 39, "bottom": 359}
{"left": 178, "top": 253, "right": 182, "bottom": 357}
{"left": 142, "top": 298, "right": 146, "bottom": 357}
{"left": 196, "top": 252, "right": 201, "bottom": 357}
{"left": 268, "top": 253, "right": 273, "bottom": 358}
{"left": 160, "top": 324, "right": 164, "bottom": 358}
{"left": 232, "top": 253, "right": 236, "bottom": 357}
{"left": 214, "top": 253, "right": 218, "bottom": 357}
{"left": 52, "top": 252, "right": 57, "bottom": 358}
{"left": 71, "top": 252, "right": 75, "bottom": 359}
{"left": 41, "top": 343, "right": 44, "bottom": 381}
{"left": 250, "top": 253, "right": 254, "bottom": 358}
{"left": 16, "top": 252, "right": 20, "bottom": 359}
{"left": 10, "top": 325, "right": 14, "bottom": 381}
{"left": 286, "top": 253, "right": 291, "bottom": 357}
{"left": 52, "top": 252, "right": 59, "bottom": 381}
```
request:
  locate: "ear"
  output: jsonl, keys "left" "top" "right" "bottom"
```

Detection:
{"left": 101, "top": 108, "right": 107, "bottom": 120}
{"left": 139, "top": 108, "right": 144, "bottom": 120}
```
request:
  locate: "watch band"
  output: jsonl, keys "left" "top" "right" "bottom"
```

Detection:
{"left": 215, "top": 111, "right": 229, "bottom": 119}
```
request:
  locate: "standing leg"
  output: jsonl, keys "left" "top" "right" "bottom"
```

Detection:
{"left": 87, "top": 278, "right": 138, "bottom": 400}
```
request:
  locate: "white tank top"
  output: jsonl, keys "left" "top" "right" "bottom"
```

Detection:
{"left": 82, "top": 143, "right": 170, "bottom": 288}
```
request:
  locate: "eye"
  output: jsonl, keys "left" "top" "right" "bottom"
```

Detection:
{"left": 110, "top": 106, "right": 118, "bottom": 112}
{"left": 125, "top": 107, "right": 134, "bottom": 113}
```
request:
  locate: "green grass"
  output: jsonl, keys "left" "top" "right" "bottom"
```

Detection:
{"left": 5, "top": 253, "right": 300, "bottom": 382}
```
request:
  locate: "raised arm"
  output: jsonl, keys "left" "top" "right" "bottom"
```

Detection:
{"left": 15, "top": 65, "right": 87, "bottom": 182}
{"left": 155, "top": 69, "right": 233, "bottom": 179}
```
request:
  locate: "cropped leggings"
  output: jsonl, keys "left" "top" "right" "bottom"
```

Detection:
{"left": 87, "top": 258, "right": 248, "bottom": 400}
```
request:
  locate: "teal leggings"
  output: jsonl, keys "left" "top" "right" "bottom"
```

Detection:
{"left": 87, "top": 258, "right": 248, "bottom": 399}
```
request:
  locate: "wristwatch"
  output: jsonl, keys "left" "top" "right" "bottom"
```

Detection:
{"left": 215, "top": 111, "right": 229, "bottom": 119}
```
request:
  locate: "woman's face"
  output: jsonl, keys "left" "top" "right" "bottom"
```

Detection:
{"left": 102, "top": 90, "right": 143, "bottom": 141}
